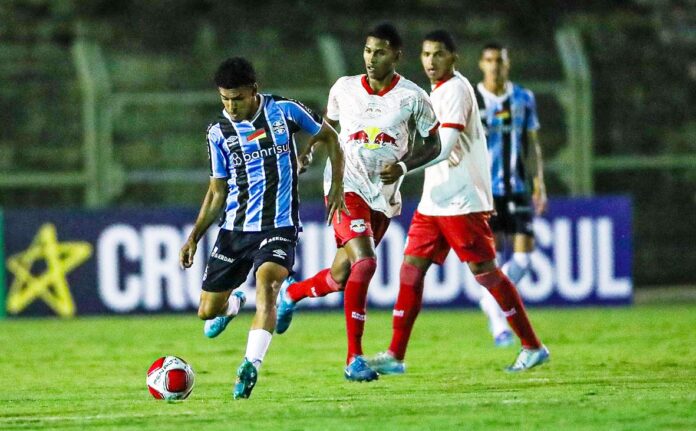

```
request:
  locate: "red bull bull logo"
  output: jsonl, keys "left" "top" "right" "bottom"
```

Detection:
{"left": 348, "top": 126, "right": 396, "bottom": 149}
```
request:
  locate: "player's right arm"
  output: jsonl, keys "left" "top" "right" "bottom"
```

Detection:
{"left": 180, "top": 125, "right": 230, "bottom": 269}
{"left": 180, "top": 178, "right": 228, "bottom": 268}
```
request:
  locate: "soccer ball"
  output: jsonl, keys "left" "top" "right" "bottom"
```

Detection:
{"left": 146, "top": 356, "right": 195, "bottom": 400}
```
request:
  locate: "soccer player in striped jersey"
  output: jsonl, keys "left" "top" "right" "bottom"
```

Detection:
{"left": 368, "top": 30, "right": 549, "bottom": 375}
{"left": 472, "top": 42, "right": 548, "bottom": 344}
{"left": 179, "top": 57, "right": 345, "bottom": 399}
{"left": 274, "top": 23, "right": 441, "bottom": 382}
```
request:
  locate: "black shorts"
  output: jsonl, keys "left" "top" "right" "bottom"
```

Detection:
{"left": 201, "top": 227, "right": 298, "bottom": 292}
{"left": 489, "top": 194, "right": 534, "bottom": 236}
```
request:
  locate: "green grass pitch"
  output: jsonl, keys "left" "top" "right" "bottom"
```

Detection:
{"left": 1, "top": 304, "right": 695, "bottom": 430}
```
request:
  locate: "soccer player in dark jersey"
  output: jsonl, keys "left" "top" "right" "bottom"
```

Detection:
{"left": 179, "top": 57, "right": 345, "bottom": 399}
{"left": 467, "top": 43, "right": 548, "bottom": 342}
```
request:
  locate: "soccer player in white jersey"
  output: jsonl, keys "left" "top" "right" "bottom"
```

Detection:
{"left": 274, "top": 23, "right": 441, "bottom": 382}
{"left": 368, "top": 30, "right": 549, "bottom": 374}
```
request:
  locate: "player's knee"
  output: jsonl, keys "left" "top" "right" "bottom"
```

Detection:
{"left": 400, "top": 261, "right": 426, "bottom": 293}
{"left": 469, "top": 259, "right": 497, "bottom": 275}
{"left": 474, "top": 267, "right": 506, "bottom": 289}
{"left": 324, "top": 271, "right": 345, "bottom": 292}
{"left": 349, "top": 257, "right": 377, "bottom": 284}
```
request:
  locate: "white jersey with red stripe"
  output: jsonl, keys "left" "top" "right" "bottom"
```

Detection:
{"left": 418, "top": 71, "right": 494, "bottom": 216}
{"left": 323, "top": 74, "right": 439, "bottom": 218}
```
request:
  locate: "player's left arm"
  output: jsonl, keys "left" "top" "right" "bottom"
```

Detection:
{"left": 298, "top": 117, "right": 340, "bottom": 174}
{"left": 528, "top": 129, "right": 547, "bottom": 215}
{"left": 310, "top": 120, "right": 347, "bottom": 224}
{"left": 380, "top": 91, "right": 441, "bottom": 185}
{"left": 526, "top": 90, "right": 547, "bottom": 215}
{"left": 283, "top": 100, "right": 346, "bottom": 223}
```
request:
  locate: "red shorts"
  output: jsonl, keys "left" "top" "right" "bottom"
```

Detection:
{"left": 404, "top": 210, "right": 497, "bottom": 265}
{"left": 330, "top": 192, "right": 390, "bottom": 248}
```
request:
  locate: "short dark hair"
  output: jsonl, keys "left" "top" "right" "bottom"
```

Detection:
{"left": 214, "top": 57, "right": 256, "bottom": 89}
{"left": 423, "top": 30, "right": 457, "bottom": 53}
{"left": 481, "top": 42, "right": 506, "bottom": 57}
{"left": 367, "top": 22, "right": 402, "bottom": 50}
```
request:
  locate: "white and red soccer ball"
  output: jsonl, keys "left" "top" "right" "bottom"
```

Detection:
{"left": 147, "top": 356, "right": 195, "bottom": 400}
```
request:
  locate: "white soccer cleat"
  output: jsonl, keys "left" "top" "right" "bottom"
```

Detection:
{"left": 505, "top": 345, "right": 550, "bottom": 372}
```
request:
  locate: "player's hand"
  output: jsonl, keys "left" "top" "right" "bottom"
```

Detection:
{"left": 379, "top": 163, "right": 404, "bottom": 185}
{"left": 298, "top": 152, "right": 313, "bottom": 175}
{"left": 326, "top": 183, "right": 347, "bottom": 226}
{"left": 448, "top": 144, "right": 464, "bottom": 167}
{"left": 532, "top": 178, "right": 548, "bottom": 215}
{"left": 179, "top": 239, "right": 197, "bottom": 269}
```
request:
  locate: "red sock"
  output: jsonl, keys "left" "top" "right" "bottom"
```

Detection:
{"left": 475, "top": 269, "right": 541, "bottom": 349}
{"left": 344, "top": 257, "right": 377, "bottom": 363}
{"left": 286, "top": 268, "right": 342, "bottom": 302}
{"left": 388, "top": 262, "right": 425, "bottom": 361}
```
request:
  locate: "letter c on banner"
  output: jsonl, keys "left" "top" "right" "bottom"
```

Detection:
{"left": 97, "top": 224, "right": 142, "bottom": 312}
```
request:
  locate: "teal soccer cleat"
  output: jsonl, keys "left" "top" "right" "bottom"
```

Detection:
{"left": 275, "top": 277, "right": 297, "bottom": 334}
{"left": 368, "top": 351, "right": 406, "bottom": 375}
{"left": 506, "top": 345, "right": 550, "bottom": 372}
{"left": 233, "top": 359, "right": 258, "bottom": 399}
{"left": 203, "top": 290, "right": 246, "bottom": 338}
{"left": 344, "top": 356, "right": 379, "bottom": 382}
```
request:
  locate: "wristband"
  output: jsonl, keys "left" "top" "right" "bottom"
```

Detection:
{"left": 397, "top": 161, "right": 408, "bottom": 175}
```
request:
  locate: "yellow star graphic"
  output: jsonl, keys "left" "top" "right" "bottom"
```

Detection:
{"left": 6, "top": 223, "right": 92, "bottom": 317}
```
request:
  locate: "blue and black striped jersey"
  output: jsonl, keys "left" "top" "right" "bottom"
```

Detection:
{"left": 206, "top": 94, "right": 323, "bottom": 232}
{"left": 475, "top": 82, "right": 540, "bottom": 196}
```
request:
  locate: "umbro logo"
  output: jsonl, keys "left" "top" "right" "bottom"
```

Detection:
{"left": 272, "top": 249, "right": 287, "bottom": 259}
{"left": 226, "top": 136, "right": 239, "bottom": 148}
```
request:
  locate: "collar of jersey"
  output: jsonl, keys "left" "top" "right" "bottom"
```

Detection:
{"left": 431, "top": 71, "right": 457, "bottom": 91}
{"left": 222, "top": 94, "right": 265, "bottom": 124}
{"left": 476, "top": 81, "right": 513, "bottom": 103}
{"left": 361, "top": 74, "right": 400, "bottom": 96}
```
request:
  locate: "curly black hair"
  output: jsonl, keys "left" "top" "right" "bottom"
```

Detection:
{"left": 214, "top": 57, "right": 257, "bottom": 89}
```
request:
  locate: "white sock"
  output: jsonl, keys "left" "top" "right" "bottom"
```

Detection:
{"left": 225, "top": 292, "right": 243, "bottom": 317}
{"left": 478, "top": 287, "right": 511, "bottom": 337}
{"left": 502, "top": 252, "right": 531, "bottom": 285}
{"left": 244, "top": 329, "right": 272, "bottom": 370}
